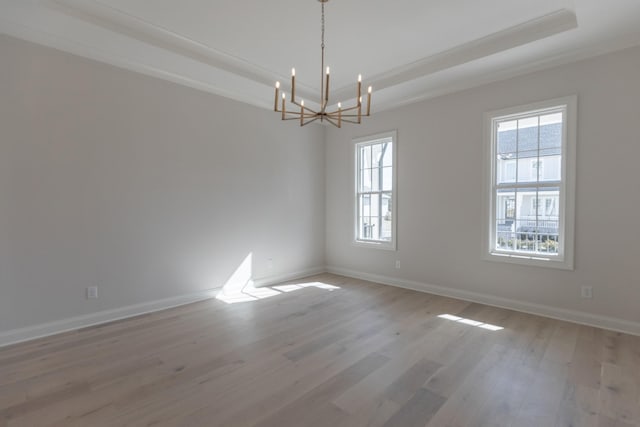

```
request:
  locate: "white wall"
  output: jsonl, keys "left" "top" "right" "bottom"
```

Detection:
{"left": 325, "top": 46, "right": 640, "bottom": 329}
{"left": 0, "top": 35, "right": 325, "bottom": 335}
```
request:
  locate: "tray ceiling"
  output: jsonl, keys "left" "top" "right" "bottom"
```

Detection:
{"left": 1, "top": 0, "right": 640, "bottom": 113}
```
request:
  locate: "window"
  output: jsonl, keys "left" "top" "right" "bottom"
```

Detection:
{"left": 354, "top": 131, "right": 397, "bottom": 250}
{"left": 484, "top": 96, "right": 576, "bottom": 269}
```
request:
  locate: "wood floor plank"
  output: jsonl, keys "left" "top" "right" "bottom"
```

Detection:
{"left": 384, "top": 357, "right": 443, "bottom": 405}
{"left": 425, "top": 343, "right": 513, "bottom": 427}
{"left": 340, "top": 398, "right": 401, "bottom": 427}
{"left": 554, "top": 383, "right": 599, "bottom": 427}
{"left": 569, "top": 325, "right": 605, "bottom": 389}
{"left": 598, "top": 362, "right": 640, "bottom": 424}
{"left": 0, "top": 273, "right": 639, "bottom": 427}
{"left": 596, "top": 414, "right": 637, "bottom": 427}
{"left": 251, "top": 352, "right": 390, "bottom": 427}
{"left": 381, "top": 388, "right": 446, "bottom": 427}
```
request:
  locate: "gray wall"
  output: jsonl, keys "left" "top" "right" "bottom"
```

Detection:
{"left": 0, "top": 36, "right": 325, "bottom": 332}
{"left": 325, "top": 46, "right": 640, "bottom": 325}
{"left": 2, "top": 33, "right": 639, "bottom": 336}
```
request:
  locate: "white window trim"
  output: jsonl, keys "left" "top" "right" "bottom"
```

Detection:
{"left": 352, "top": 130, "right": 398, "bottom": 251}
{"left": 482, "top": 96, "right": 577, "bottom": 270}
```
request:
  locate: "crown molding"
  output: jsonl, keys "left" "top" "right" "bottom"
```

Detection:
{"left": 50, "top": 0, "right": 319, "bottom": 101}
{"left": 50, "top": 0, "right": 578, "bottom": 103}
{"left": 2, "top": 1, "right": 639, "bottom": 116}
{"left": 373, "top": 33, "right": 640, "bottom": 114}
{"left": 0, "top": 17, "right": 274, "bottom": 111}
{"left": 332, "top": 9, "right": 578, "bottom": 102}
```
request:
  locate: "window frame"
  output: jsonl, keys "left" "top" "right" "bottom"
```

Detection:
{"left": 482, "top": 96, "right": 577, "bottom": 270}
{"left": 353, "top": 130, "right": 398, "bottom": 251}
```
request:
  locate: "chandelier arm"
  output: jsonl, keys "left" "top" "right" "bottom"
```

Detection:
{"left": 324, "top": 116, "right": 341, "bottom": 128}
{"left": 301, "top": 117, "right": 321, "bottom": 127}
{"left": 327, "top": 104, "right": 359, "bottom": 114}
{"left": 289, "top": 100, "right": 319, "bottom": 114}
{"left": 299, "top": 105, "right": 320, "bottom": 115}
{"left": 282, "top": 111, "right": 320, "bottom": 119}
{"left": 303, "top": 105, "right": 319, "bottom": 114}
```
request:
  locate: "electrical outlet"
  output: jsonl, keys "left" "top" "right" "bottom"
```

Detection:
{"left": 580, "top": 286, "right": 593, "bottom": 299}
{"left": 395, "top": 260, "right": 401, "bottom": 269}
{"left": 87, "top": 286, "right": 98, "bottom": 299}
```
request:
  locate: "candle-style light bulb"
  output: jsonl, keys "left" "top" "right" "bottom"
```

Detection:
{"left": 366, "top": 87, "right": 372, "bottom": 116}
{"left": 368, "top": 86, "right": 372, "bottom": 94}
{"left": 338, "top": 102, "right": 342, "bottom": 108}
{"left": 282, "top": 93, "right": 286, "bottom": 99}
{"left": 291, "top": 68, "right": 296, "bottom": 101}
{"left": 358, "top": 74, "right": 362, "bottom": 82}
{"left": 325, "top": 66, "right": 330, "bottom": 103}
{"left": 274, "top": 81, "right": 281, "bottom": 111}
{"left": 301, "top": 100, "right": 304, "bottom": 106}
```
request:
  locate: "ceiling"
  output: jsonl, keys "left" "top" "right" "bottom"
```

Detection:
{"left": 2, "top": 0, "right": 640, "bottom": 114}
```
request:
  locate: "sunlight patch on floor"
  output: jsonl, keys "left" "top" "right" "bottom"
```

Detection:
{"left": 217, "top": 281, "right": 340, "bottom": 304}
{"left": 438, "top": 314, "right": 504, "bottom": 331}
{"left": 215, "top": 254, "right": 340, "bottom": 304}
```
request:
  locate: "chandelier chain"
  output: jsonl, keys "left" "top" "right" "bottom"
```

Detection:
{"left": 321, "top": 2, "right": 325, "bottom": 49}
{"left": 320, "top": 1, "right": 325, "bottom": 112}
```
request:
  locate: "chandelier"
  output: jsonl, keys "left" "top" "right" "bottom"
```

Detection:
{"left": 273, "top": 0, "right": 372, "bottom": 127}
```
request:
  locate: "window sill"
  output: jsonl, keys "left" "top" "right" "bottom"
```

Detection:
{"left": 484, "top": 251, "right": 573, "bottom": 270}
{"left": 353, "top": 239, "right": 396, "bottom": 251}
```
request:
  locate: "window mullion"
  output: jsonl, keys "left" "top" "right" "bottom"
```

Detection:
{"left": 535, "top": 115, "right": 541, "bottom": 252}
{"left": 514, "top": 118, "right": 520, "bottom": 251}
{"left": 496, "top": 181, "right": 560, "bottom": 191}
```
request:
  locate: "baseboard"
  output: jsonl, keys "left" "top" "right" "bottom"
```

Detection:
{"left": 326, "top": 266, "right": 640, "bottom": 336}
{"left": 0, "top": 289, "right": 221, "bottom": 348}
{"left": 0, "top": 266, "right": 326, "bottom": 348}
{"left": 5, "top": 264, "right": 635, "bottom": 348}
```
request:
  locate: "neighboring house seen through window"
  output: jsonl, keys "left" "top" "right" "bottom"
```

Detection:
{"left": 485, "top": 97, "right": 576, "bottom": 269}
{"left": 354, "top": 131, "right": 397, "bottom": 250}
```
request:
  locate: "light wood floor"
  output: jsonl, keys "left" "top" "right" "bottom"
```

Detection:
{"left": 1, "top": 274, "right": 639, "bottom": 427}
